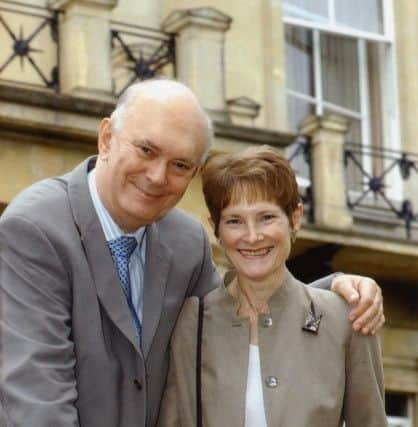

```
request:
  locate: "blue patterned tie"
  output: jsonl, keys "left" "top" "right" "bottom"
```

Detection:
{"left": 108, "top": 236, "right": 142, "bottom": 341}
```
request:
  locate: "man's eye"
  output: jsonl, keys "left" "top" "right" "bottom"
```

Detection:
{"left": 140, "top": 146, "right": 152, "bottom": 155}
{"left": 174, "top": 162, "right": 192, "bottom": 171}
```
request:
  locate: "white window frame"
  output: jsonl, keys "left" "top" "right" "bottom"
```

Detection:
{"left": 283, "top": 0, "right": 393, "bottom": 41}
{"left": 284, "top": 0, "right": 402, "bottom": 202}
{"left": 387, "top": 393, "right": 414, "bottom": 427}
{"left": 387, "top": 416, "right": 412, "bottom": 427}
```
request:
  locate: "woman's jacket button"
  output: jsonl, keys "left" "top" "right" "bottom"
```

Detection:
{"left": 261, "top": 314, "right": 273, "bottom": 328}
{"left": 265, "top": 376, "right": 279, "bottom": 388}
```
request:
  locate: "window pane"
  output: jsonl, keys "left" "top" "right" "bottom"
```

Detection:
{"left": 283, "top": 0, "right": 328, "bottom": 23}
{"left": 285, "top": 26, "right": 314, "bottom": 96}
{"left": 286, "top": 95, "right": 314, "bottom": 133}
{"left": 321, "top": 33, "right": 360, "bottom": 112}
{"left": 335, "top": 0, "right": 383, "bottom": 34}
{"left": 286, "top": 137, "right": 312, "bottom": 184}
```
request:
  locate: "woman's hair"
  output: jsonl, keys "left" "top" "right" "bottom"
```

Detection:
{"left": 201, "top": 145, "right": 300, "bottom": 236}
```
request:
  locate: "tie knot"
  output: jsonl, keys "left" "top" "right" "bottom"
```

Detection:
{"left": 108, "top": 236, "right": 138, "bottom": 260}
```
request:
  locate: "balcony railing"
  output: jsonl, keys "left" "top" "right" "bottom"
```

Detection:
{"left": 287, "top": 137, "right": 313, "bottom": 222}
{"left": 344, "top": 143, "right": 418, "bottom": 239}
{"left": 110, "top": 21, "right": 175, "bottom": 97}
{"left": 0, "top": 0, "right": 59, "bottom": 90}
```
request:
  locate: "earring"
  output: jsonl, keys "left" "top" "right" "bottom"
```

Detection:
{"left": 291, "top": 230, "right": 297, "bottom": 244}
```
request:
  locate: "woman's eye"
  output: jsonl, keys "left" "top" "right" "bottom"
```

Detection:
{"left": 225, "top": 218, "right": 240, "bottom": 225}
{"left": 262, "top": 215, "right": 275, "bottom": 222}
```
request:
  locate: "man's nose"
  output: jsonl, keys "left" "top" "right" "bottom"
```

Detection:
{"left": 146, "top": 161, "right": 168, "bottom": 186}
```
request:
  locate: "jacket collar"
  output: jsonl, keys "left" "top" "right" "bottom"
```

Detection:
{"left": 66, "top": 157, "right": 173, "bottom": 358}
{"left": 217, "top": 269, "right": 294, "bottom": 319}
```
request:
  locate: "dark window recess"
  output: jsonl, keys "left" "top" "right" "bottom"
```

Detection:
{"left": 385, "top": 393, "right": 409, "bottom": 417}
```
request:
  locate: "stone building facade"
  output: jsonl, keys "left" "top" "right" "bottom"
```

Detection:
{"left": 0, "top": 0, "right": 417, "bottom": 425}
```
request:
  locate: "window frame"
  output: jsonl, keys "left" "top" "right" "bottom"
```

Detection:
{"left": 283, "top": 0, "right": 402, "bottom": 202}
{"left": 283, "top": 0, "right": 394, "bottom": 42}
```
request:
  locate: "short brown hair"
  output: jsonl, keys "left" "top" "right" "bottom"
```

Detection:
{"left": 201, "top": 145, "right": 300, "bottom": 236}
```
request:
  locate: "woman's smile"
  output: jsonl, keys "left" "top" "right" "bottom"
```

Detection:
{"left": 237, "top": 246, "right": 274, "bottom": 257}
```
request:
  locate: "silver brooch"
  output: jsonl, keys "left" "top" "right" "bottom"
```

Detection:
{"left": 302, "top": 301, "right": 322, "bottom": 334}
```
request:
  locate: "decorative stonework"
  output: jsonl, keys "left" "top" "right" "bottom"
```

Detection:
{"left": 227, "top": 96, "right": 261, "bottom": 126}
{"left": 49, "top": 0, "right": 118, "bottom": 99}
{"left": 162, "top": 7, "right": 232, "bottom": 120}
{"left": 162, "top": 7, "right": 232, "bottom": 33}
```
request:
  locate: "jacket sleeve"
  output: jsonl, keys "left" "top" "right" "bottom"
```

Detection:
{"left": 156, "top": 346, "right": 181, "bottom": 427}
{"left": 0, "top": 215, "right": 79, "bottom": 426}
{"left": 343, "top": 332, "right": 387, "bottom": 426}
{"left": 308, "top": 273, "right": 341, "bottom": 290}
{"left": 157, "top": 297, "right": 199, "bottom": 427}
{"left": 187, "top": 224, "right": 220, "bottom": 298}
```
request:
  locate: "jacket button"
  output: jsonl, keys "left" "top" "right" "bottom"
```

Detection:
{"left": 265, "top": 376, "right": 278, "bottom": 388}
{"left": 261, "top": 314, "right": 273, "bottom": 327}
{"left": 133, "top": 379, "right": 143, "bottom": 390}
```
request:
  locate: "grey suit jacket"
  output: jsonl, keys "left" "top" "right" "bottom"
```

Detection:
{"left": 0, "top": 157, "right": 219, "bottom": 427}
{"left": 158, "top": 272, "right": 387, "bottom": 427}
{"left": 0, "top": 157, "right": 336, "bottom": 427}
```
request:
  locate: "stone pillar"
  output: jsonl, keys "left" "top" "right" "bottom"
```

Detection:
{"left": 262, "top": 0, "right": 288, "bottom": 131}
{"left": 49, "top": 0, "right": 118, "bottom": 100}
{"left": 393, "top": 1, "right": 418, "bottom": 214}
{"left": 299, "top": 114, "right": 353, "bottom": 230}
{"left": 162, "top": 7, "right": 232, "bottom": 121}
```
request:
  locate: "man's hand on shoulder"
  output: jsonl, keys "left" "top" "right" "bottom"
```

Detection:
{"left": 331, "top": 274, "right": 384, "bottom": 336}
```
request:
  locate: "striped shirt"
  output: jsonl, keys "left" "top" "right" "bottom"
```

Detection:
{"left": 88, "top": 168, "right": 146, "bottom": 322}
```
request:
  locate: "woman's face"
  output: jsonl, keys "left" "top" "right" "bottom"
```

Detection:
{"left": 217, "top": 199, "right": 302, "bottom": 283}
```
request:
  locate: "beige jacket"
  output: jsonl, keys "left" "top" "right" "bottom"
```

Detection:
{"left": 158, "top": 272, "right": 387, "bottom": 427}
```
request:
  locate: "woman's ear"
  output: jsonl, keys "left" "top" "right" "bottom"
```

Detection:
{"left": 97, "top": 118, "right": 113, "bottom": 160}
{"left": 292, "top": 203, "right": 304, "bottom": 232}
{"left": 208, "top": 217, "right": 216, "bottom": 234}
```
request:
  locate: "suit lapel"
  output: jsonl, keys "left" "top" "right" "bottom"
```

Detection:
{"left": 67, "top": 157, "right": 141, "bottom": 354}
{"left": 141, "top": 222, "right": 172, "bottom": 358}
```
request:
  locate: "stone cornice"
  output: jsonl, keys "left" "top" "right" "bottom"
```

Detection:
{"left": 213, "top": 120, "right": 295, "bottom": 147}
{"left": 0, "top": 84, "right": 114, "bottom": 118}
{"left": 0, "top": 85, "right": 296, "bottom": 147}
{"left": 48, "top": 0, "right": 118, "bottom": 10}
{"left": 0, "top": 115, "right": 98, "bottom": 146}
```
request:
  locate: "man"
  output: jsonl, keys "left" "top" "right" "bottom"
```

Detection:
{"left": 0, "top": 80, "right": 383, "bottom": 426}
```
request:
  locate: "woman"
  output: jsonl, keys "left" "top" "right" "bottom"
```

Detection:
{"left": 158, "top": 146, "right": 387, "bottom": 427}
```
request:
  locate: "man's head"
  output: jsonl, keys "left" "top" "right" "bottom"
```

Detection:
{"left": 95, "top": 79, "right": 213, "bottom": 233}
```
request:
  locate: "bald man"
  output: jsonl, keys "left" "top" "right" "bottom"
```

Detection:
{"left": 0, "top": 80, "right": 383, "bottom": 427}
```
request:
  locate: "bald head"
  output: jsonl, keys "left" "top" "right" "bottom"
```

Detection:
{"left": 110, "top": 80, "right": 213, "bottom": 163}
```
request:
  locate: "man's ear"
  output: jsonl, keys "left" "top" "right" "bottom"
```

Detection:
{"left": 292, "top": 203, "right": 304, "bottom": 231}
{"left": 97, "top": 118, "right": 112, "bottom": 159}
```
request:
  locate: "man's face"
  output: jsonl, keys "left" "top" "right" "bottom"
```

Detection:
{"left": 96, "top": 97, "right": 208, "bottom": 232}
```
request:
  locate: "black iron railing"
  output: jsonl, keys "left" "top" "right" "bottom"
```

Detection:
{"left": 344, "top": 143, "right": 418, "bottom": 238}
{"left": 110, "top": 21, "right": 175, "bottom": 97}
{"left": 0, "top": 1, "right": 59, "bottom": 90}
{"left": 287, "top": 137, "right": 313, "bottom": 221}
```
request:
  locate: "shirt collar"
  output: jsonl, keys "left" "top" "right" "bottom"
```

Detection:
{"left": 88, "top": 168, "right": 146, "bottom": 244}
